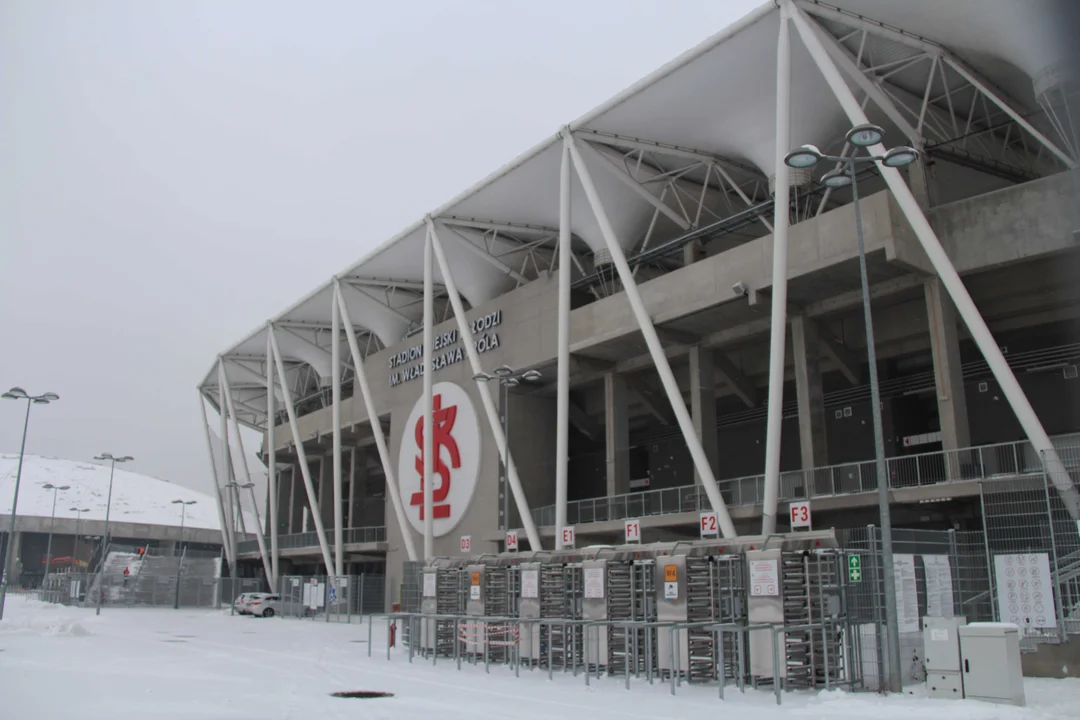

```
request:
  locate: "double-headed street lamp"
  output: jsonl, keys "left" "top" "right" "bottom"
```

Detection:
{"left": 171, "top": 500, "right": 196, "bottom": 610}
{"left": 70, "top": 507, "right": 90, "bottom": 569}
{"left": 472, "top": 366, "right": 542, "bottom": 535}
{"left": 785, "top": 124, "right": 918, "bottom": 694}
{"left": 41, "top": 484, "right": 70, "bottom": 599}
{"left": 0, "top": 387, "right": 59, "bottom": 620}
{"left": 93, "top": 452, "right": 133, "bottom": 616}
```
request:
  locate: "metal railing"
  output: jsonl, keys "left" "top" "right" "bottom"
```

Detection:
{"left": 235, "top": 526, "right": 386, "bottom": 555}
{"left": 533, "top": 432, "right": 1080, "bottom": 527}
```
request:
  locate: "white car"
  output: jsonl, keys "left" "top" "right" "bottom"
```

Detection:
{"left": 233, "top": 593, "right": 257, "bottom": 615}
{"left": 247, "top": 593, "right": 280, "bottom": 618}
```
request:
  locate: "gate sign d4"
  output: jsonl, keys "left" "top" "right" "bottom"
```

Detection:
{"left": 700, "top": 512, "right": 719, "bottom": 538}
{"left": 505, "top": 530, "right": 518, "bottom": 552}
{"left": 789, "top": 501, "right": 811, "bottom": 530}
{"left": 624, "top": 519, "right": 641, "bottom": 544}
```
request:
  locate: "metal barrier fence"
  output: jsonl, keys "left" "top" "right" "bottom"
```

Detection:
{"left": 533, "top": 432, "right": 1080, "bottom": 527}
{"left": 277, "top": 574, "right": 386, "bottom": 621}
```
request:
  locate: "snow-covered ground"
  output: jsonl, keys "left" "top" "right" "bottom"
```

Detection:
{"left": 2, "top": 595, "right": 1077, "bottom": 720}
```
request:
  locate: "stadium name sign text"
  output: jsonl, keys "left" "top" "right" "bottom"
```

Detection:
{"left": 388, "top": 310, "right": 503, "bottom": 388}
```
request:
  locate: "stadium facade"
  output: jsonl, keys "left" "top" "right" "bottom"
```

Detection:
{"left": 199, "top": 0, "right": 1080, "bottom": 603}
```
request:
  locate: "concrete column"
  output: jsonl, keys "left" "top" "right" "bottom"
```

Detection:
{"left": 317, "top": 456, "right": 334, "bottom": 530}
{"left": 288, "top": 464, "right": 303, "bottom": 534}
{"left": 688, "top": 346, "right": 719, "bottom": 484}
{"left": 347, "top": 446, "right": 357, "bottom": 529}
{"left": 604, "top": 372, "right": 630, "bottom": 497}
{"left": 925, "top": 277, "right": 971, "bottom": 451}
{"left": 791, "top": 316, "right": 829, "bottom": 469}
{"left": 682, "top": 240, "right": 706, "bottom": 266}
{"left": 906, "top": 148, "right": 935, "bottom": 212}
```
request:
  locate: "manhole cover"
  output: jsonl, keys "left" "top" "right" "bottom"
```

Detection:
{"left": 349, "top": 640, "right": 368, "bottom": 644}
{"left": 331, "top": 691, "right": 393, "bottom": 699}
{"left": 162, "top": 640, "right": 187, "bottom": 643}
{"left": 173, "top": 635, "right": 197, "bottom": 638}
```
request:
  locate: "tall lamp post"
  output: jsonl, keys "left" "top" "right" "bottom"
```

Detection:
{"left": 0, "top": 387, "right": 59, "bottom": 621}
{"left": 93, "top": 452, "right": 133, "bottom": 616}
{"left": 472, "top": 366, "right": 542, "bottom": 538}
{"left": 40, "top": 483, "right": 70, "bottom": 600}
{"left": 171, "top": 499, "right": 196, "bottom": 609}
{"left": 70, "top": 507, "right": 90, "bottom": 570}
{"left": 785, "top": 124, "right": 918, "bottom": 694}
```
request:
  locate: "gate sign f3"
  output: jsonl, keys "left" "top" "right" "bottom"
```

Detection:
{"left": 789, "top": 501, "right": 811, "bottom": 530}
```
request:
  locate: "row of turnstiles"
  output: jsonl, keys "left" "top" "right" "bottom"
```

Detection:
{"left": 416, "top": 530, "right": 852, "bottom": 688}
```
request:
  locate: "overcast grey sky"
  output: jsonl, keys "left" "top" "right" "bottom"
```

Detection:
{"left": 0, "top": 0, "right": 762, "bottom": 493}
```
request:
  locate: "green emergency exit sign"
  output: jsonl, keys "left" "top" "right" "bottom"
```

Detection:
{"left": 847, "top": 555, "right": 862, "bottom": 583}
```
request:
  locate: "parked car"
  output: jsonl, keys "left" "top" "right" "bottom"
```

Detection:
{"left": 233, "top": 593, "right": 257, "bottom": 615}
{"left": 247, "top": 593, "right": 280, "bottom": 618}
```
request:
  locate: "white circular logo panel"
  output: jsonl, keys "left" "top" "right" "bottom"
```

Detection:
{"left": 397, "top": 381, "right": 481, "bottom": 538}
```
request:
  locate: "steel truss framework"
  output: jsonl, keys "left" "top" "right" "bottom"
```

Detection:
{"left": 198, "top": 0, "right": 1079, "bottom": 583}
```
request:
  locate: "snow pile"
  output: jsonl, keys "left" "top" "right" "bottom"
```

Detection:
{"left": 0, "top": 454, "right": 257, "bottom": 530}
{"left": 0, "top": 598, "right": 94, "bottom": 637}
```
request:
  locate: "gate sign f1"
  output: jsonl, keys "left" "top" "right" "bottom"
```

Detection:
{"left": 700, "top": 512, "right": 719, "bottom": 538}
{"left": 789, "top": 501, "right": 811, "bottom": 530}
{"left": 624, "top": 519, "right": 641, "bottom": 544}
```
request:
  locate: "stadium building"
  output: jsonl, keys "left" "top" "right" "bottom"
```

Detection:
{"left": 199, "top": 1, "right": 1080, "bottom": 604}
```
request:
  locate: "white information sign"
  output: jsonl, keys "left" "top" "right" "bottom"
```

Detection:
{"left": 584, "top": 567, "right": 605, "bottom": 599}
{"left": 994, "top": 553, "right": 1056, "bottom": 629}
{"left": 892, "top": 554, "right": 919, "bottom": 633}
{"left": 470, "top": 585, "right": 481, "bottom": 601}
{"left": 699, "top": 512, "right": 719, "bottom": 537}
{"left": 664, "top": 582, "right": 678, "bottom": 600}
{"left": 505, "top": 530, "right": 518, "bottom": 552}
{"left": 422, "top": 572, "right": 437, "bottom": 598}
{"left": 922, "top": 555, "right": 954, "bottom": 617}
{"left": 302, "top": 583, "right": 312, "bottom": 607}
{"left": 521, "top": 569, "right": 539, "bottom": 599}
{"left": 291, "top": 578, "right": 300, "bottom": 587}
{"left": 749, "top": 559, "right": 780, "bottom": 596}
{"left": 624, "top": 519, "right": 641, "bottom": 544}
{"left": 789, "top": 501, "right": 812, "bottom": 530}
{"left": 460, "top": 535, "right": 471, "bottom": 554}
{"left": 561, "top": 526, "right": 575, "bottom": 549}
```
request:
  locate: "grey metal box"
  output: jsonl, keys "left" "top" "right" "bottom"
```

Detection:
{"left": 959, "top": 623, "right": 1026, "bottom": 706}
{"left": 922, "top": 615, "right": 967, "bottom": 699}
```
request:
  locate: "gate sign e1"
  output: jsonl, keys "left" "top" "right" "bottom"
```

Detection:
{"left": 700, "top": 512, "right": 719, "bottom": 538}
{"left": 624, "top": 519, "right": 641, "bottom": 544}
{"left": 460, "top": 535, "right": 471, "bottom": 554}
{"left": 561, "top": 526, "right": 576, "bottom": 549}
{"left": 789, "top": 501, "right": 811, "bottom": 530}
{"left": 505, "top": 530, "right": 519, "bottom": 552}
{"left": 847, "top": 554, "right": 862, "bottom": 582}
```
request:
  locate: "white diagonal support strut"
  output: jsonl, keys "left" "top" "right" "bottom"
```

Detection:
{"left": 267, "top": 324, "right": 338, "bottom": 576}
{"left": 789, "top": 1, "right": 1080, "bottom": 520}
{"left": 555, "top": 139, "right": 572, "bottom": 549}
{"left": 563, "top": 131, "right": 737, "bottom": 539}
{"left": 199, "top": 392, "right": 235, "bottom": 568}
{"left": 334, "top": 281, "right": 419, "bottom": 562}
{"left": 761, "top": 2, "right": 793, "bottom": 536}
{"left": 219, "top": 368, "right": 274, "bottom": 587}
{"left": 217, "top": 363, "right": 238, "bottom": 565}
{"left": 422, "top": 227, "right": 435, "bottom": 561}
{"left": 426, "top": 218, "right": 544, "bottom": 551}
{"left": 265, "top": 333, "right": 279, "bottom": 584}
{"left": 331, "top": 292, "right": 344, "bottom": 577}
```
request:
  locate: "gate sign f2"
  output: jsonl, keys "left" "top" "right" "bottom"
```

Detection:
{"left": 397, "top": 382, "right": 481, "bottom": 538}
{"left": 789, "top": 501, "right": 811, "bottom": 530}
{"left": 700, "top": 512, "right": 719, "bottom": 538}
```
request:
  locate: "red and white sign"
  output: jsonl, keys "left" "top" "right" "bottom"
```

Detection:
{"left": 459, "top": 535, "right": 471, "bottom": 554}
{"left": 624, "top": 519, "right": 641, "bottom": 544}
{"left": 505, "top": 530, "right": 519, "bottom": 552}
{"left": 398, "top": 382, "right": 481, "bottom": 537}
{"left": 561, "top": 526, "right": 576, "bottom": 549}
{"left": 699, "top": 512, "right": 719, "bottom": 538}
{"left": 750, "top": 559, "right": 780, "bottom": 597}
{"left": 789, "top": 502, "right": 812, "bottom": 530}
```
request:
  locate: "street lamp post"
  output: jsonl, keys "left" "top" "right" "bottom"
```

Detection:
{"left": 171, "top": 499, "right": 196, "bottom": 609}
{"left": 472, "top": 366, "right": 542, "bottom": 538}
{"left": 92, "top": 453, "right": 133, "bottom": 616}
{"left": 70, "top": 507, "right": 90, "bottom": 571}
{"left": 785, "top": 124, "right": 918, "bottom": 694}
{"left": 40, "top": 484, "right": 70, "bottom": 601}
{"left": 0, "top": 387, "right": 59, "bottom": 620}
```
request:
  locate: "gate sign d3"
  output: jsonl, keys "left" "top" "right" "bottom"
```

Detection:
{"left": 505, "top": 530, "right": 518, "bottom": 552}
{"left": 460, "top": 535, "right": 471, "bottom": 554}
{"left": 700, "top": 512, "right": 719, "bottom": 538}
{"left": 561, "top": 526, "right": 576, "bottom": 549}
{"left": 789, "top": 501, "right": 811, "bottom": 530}
{"left": 624, "top": 519, "right": 641, "bottom": 544}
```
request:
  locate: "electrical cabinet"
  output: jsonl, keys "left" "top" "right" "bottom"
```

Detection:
{"left": 958, "top": 623, "right": 1025, "bottom": 706}
{"left": 922, "top": 616, "right": 966, "bottom": 699}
